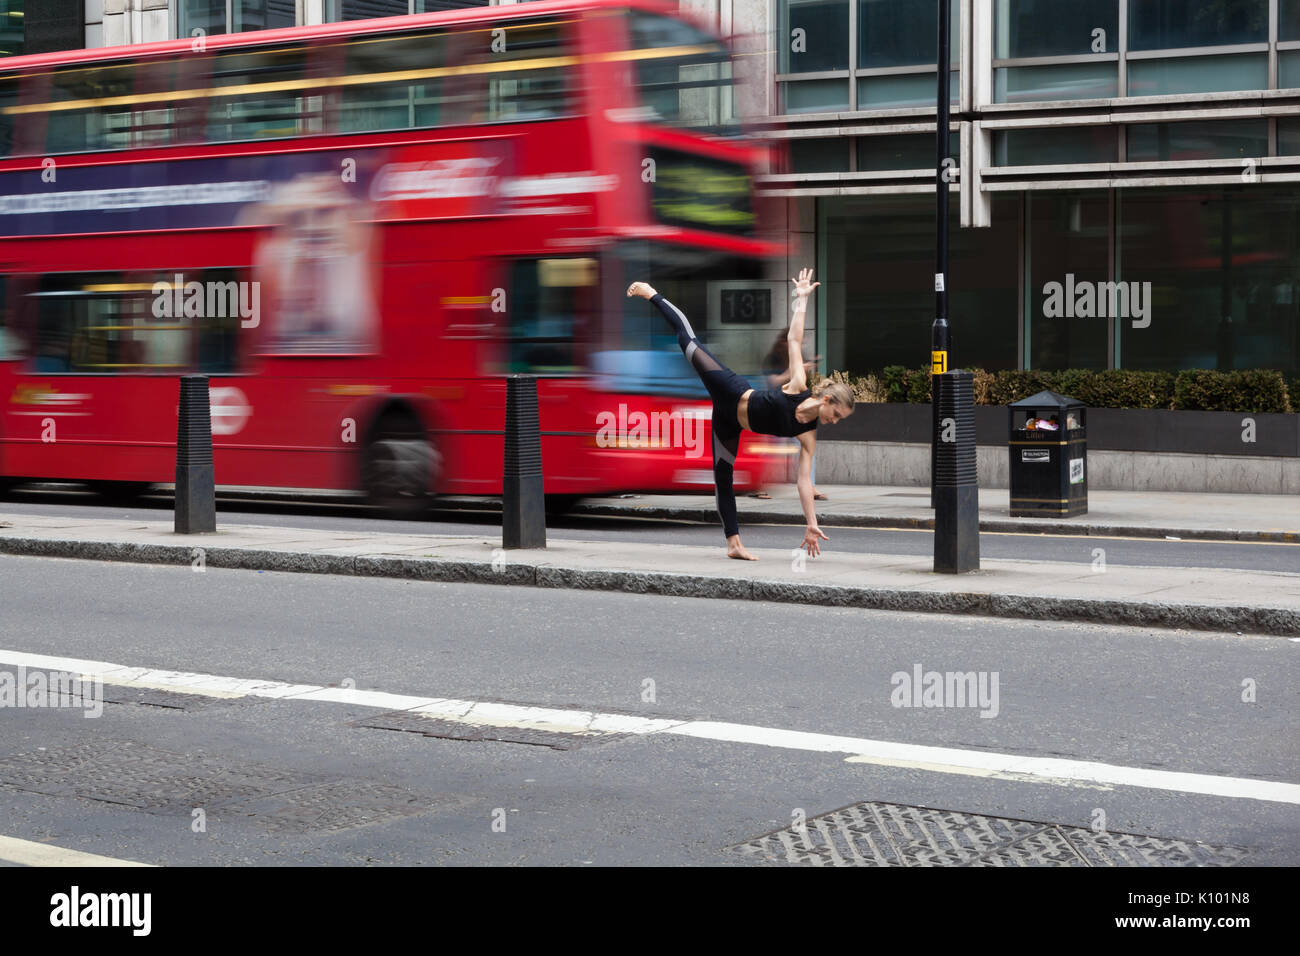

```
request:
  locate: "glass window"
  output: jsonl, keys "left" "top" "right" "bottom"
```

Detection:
{"left": 1278, "top": 118, "right": 1300, "bottom": 155}
{"left": 507, "top": 258, "right": 598, "bottom": 375}
{"left": 179, "top": 0, "right": 227, "bottom": 38}
{"left": 206, "top": 45, "right": 314, "bottom": 142}
{"left": 859, "top": 0, "right": 957, "bottom": 69}
{"left": 1029, "top": 193, "right": 1110, "bottom": 370}
{"left": 994, "top": 126, "right": 1118, "bottom": 165}
{"left": 43, "top": 63, "right": 138, "bottom": 154}
{"left": 1118, "top": 188, "right": 1299, "bottom": 375}
{"left": 783, "top": 0, "right": 850, "bottom": 73}
{"left": 857, "top": 71, "right": 958, "bottom": 109}
{"left": 233, "top": 0, "right": 296, "bottom": 31}
{"left": 336, "top": 30, "right": 450, "bottom": 132}
{"left": 329, "top": 0, "right": 409, "bottom": 18}
{"left": 782, "top": 79, "right": 850, "bottom": 113}
{"left": 1279, "top": 51, "right": 1300, "bottom": 90}
{"left": 1128, "top": 119, "right": 1267, "bottom": 162}
{"left": 28, "top": 274, "right": 198, "bottom": 374}
{"left": 0, "top": 79, "right": 18, "bottom": 157}
{"left": 0, "top": 0, "right": 22, "bottom": 58}
{"left": 821, "top": 195, "right": 1019, "bottom": 374}
{"left": 1127, "top": 54, "right": 1267, "bottom": 96}
{"left": 995, "top": 63, "right": 1118, "bottom": 103}
{"left": 1128, "top": 0, "right": 1267, "bottom": 50}
{"left": 0, "top": 275, "right": 16, "bottom": 359}
{"left": 789, "top": 138, "right": 850, "bottom": 173}
{"left": 464, "top": 19, "right": 573, "bottom": 123}
{"left": 1283, "top": 0, "right": 1300, "bottom": 41}
{"left": 855, "top": 131, "right": 958, "bottom": 171}
{"left": 995, "top": 0, "right": 1118, "bottom": 58}
{"left": 627, "top": 11, "right": 735, "bottom": 134}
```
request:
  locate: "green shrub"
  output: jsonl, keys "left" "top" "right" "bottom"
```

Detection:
{"left": 842, "top": 366, "right": 1292, "bottom": 413}
{"left": 1173, "top": 370, "right": 1292, "bottom": 414}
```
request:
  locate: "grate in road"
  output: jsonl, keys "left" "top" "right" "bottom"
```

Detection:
{"left": 354, "top": 711, "right": 629, "bottom": 751}
{"left": 731, "top": 801, "right": 1250, "bottom": 867}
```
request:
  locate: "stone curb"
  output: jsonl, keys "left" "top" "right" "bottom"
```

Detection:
{"left": 569, "top": 502, "right": 1300, "bottom": 543}
{"left": 2, "top": 533, "right": 1295, "bottom": 636}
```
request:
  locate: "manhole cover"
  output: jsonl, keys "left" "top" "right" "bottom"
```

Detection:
{"left": 0, "top": 740, "right": 319, "bottom": 811}
{"left": 731, "top": 801, "right": 1250, "bottom": 867}
{"left": 222, "top": 780, "right": 447, "bottom": 833}
{"left": 0, "top": 740, "right": 445, "bottom": 832}
{"left": 355, "top": 711, "right": 628, "bottom": 751}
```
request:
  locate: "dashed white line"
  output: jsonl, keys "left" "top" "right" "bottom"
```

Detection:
{"left": 0, "top": 834, "right": 153, "bottom": 867}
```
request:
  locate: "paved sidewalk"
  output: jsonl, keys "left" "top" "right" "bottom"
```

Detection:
{"left": 2, "top": 510, "right": 1296, "bottom": 635}
{"left": 569, "top": 484, "right": 1300, "bottom": 542}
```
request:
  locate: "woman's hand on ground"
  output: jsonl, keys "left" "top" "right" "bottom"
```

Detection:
{"left": 626, "top": 281, "right": 657, "bottom": 299}
{"left": 801, "top": 525, "right": 829, "bottom": 557}
{"left": 790, "top": 268, "right": 820, "bottom": 299}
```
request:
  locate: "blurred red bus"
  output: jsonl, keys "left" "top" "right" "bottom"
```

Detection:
{"left": 0, "top": 0, "right": 787, "bottom": 512}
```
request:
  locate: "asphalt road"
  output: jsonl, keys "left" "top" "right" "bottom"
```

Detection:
{"left": 1, "top": 487, "right": 1297, "bottom": 573}
{"left": 0, "top": 554, "right": 1296, "bottom": 866}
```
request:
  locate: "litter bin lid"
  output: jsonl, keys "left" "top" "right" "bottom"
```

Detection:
{"left": 1009, "top": 389, "right": 1085, "bottom": 409}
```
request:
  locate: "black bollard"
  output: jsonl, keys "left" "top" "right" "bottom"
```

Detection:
{"left": 175, "top": 374, "right": 216, "bottom": 534}
{"left": 502, "top": 374, "right": 546, "bottom": 549}
{"left": 932, "top": 369, "right": 979, "bottom": 573}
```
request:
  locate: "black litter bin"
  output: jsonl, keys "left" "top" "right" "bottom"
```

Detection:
{"left": 1008, "top": 390, "right": 1087, "bottom": 517}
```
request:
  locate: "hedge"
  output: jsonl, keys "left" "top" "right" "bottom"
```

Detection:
{"left": 822, "top": 367, "right": 1294, "bottom": 414}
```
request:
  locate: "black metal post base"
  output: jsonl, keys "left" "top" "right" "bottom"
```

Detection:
{"left": 175, "top": 466, "right": 216, "bottom": 534}
{"left": 502, "top": 475, "right": 546, "bottom": 550}
{"left": 933, "top": 483, "right": 979, "bottom": 573}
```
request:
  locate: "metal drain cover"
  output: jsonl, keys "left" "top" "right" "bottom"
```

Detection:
{"left": 355, "top": 711, "right": 627, "bottom": 750}
{"left": 0, "top": 740, "right": 443, "bottom": 833}
{"left": 222, "top": 780, "right": 447, "bottom": 834}
{"left": 731, "top": 801, "right": 1250, "bottom": 867}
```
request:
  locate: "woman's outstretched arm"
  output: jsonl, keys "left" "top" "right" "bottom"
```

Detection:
{"left": 786, "top": 268, "right": 820, "bottom": 394}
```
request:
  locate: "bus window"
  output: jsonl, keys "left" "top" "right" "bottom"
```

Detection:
{"left": 0, "top": 276, "right": 18, "bottom": 359}
{"left": 336, "top": 30, "right": 451, "bottom": 133}
{"left": 507, "top": 257, "right": 596, "bottom": 375}
{"left": 44, "top": 62, "right": 136, "bottom": 154}
{"left": 0, "top": 79, "right": 16, "bottom": 157}
{"left": 28, "top": 274, "right": 190, "bottom": 374}
{"left": 206, "top": 44, "right": 316, "bottom": 143}
{"left": 473, "top": 20, "right": 575, "bottom": 124}
{"left": 625, "top": 11, "right": 736, "bottom": 135}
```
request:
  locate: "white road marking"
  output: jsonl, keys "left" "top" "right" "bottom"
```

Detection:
{"left": 0, "top": 834, "right": 153, "bottom": 867}
{"left": 2, "top": 649, "right": 1297, "bottom": 806}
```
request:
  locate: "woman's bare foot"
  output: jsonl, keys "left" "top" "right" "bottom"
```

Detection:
{"left": 726, "top": 536, "right": 758, "bottom": 561}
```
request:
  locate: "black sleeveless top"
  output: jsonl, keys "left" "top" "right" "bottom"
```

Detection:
{"left": 747, "top": 388, "right": 817, "bottom": 437}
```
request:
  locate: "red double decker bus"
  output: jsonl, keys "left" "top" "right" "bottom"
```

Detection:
{"left": 0, "top": 0, "right": 785, "bottom": 512}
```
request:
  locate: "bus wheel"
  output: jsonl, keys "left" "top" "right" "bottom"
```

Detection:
{"left": 89, "top": 481, "right": 154, "bottom": 505}
{"left": 361, "top": 436, "right": 438, "bottom": 518}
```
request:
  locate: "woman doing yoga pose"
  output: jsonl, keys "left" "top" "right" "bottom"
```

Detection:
{"left": 627, "top": 269, "right": 854, "bottom": 560}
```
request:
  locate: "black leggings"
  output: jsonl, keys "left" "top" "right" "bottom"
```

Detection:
{"left": 650, "top": 294, "right": 749, "bottom": 539}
